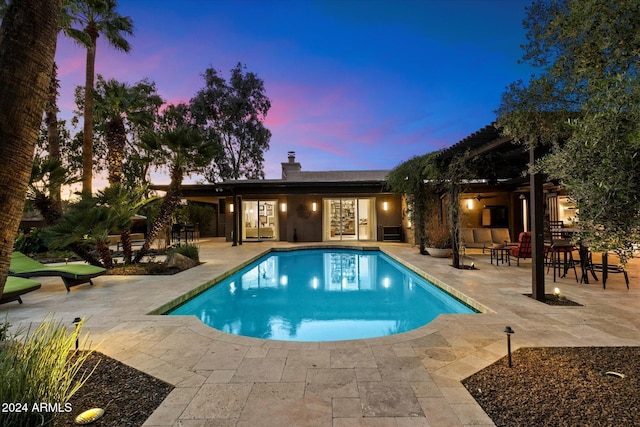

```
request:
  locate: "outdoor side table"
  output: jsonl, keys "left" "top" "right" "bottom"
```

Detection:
{"left": 490, "top": 246, "right": 510, "bottom": 265}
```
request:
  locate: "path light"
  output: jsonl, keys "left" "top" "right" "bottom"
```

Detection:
{"left": 504, "top": 326, "right": 515, "bottom": 368}
{"left": 72, "top": 317, "right": 81, "bottom": 350}
{"left": 75, "top": 407, "right": 105, "bottom": 425}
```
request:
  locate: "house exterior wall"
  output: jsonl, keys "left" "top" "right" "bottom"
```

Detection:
{"left": 285, "top": 195, "right": 323, "bottom": 242}
{"left": 224, "top": 193, "right": 402, "bottom": 243}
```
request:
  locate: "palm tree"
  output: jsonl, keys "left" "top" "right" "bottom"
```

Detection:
{"left": 133, "top": 104, "right": 216, "bottom": 263}
{"left": 27, "top": 156, "right": 80, "bottom": 225}
{"left": 45, "top": 197, "right": 118, "bottom": 268}
{"left": 68, "top": 0, "right": 133, "bottom": 196}
{"left": 0, "top": 0, "right": 61, "bottom": 301}
{"left": 95, "top": 184, "right": 157, "bottom": 264}
{"left": 43, "top": 2, "right": 91, "bottom": 214}
{"left": 93, "top": 75, "right": 162, "bottom": 185}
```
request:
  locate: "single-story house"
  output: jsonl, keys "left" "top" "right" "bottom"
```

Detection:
{"left": 174, "top": 152, "right": 404, "bottom": 244}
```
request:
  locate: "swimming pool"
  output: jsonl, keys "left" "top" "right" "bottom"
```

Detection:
{"left": 168, "top": 248, "right": 476, "bottom": 341}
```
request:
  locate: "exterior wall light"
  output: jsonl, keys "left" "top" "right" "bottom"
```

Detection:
{"left": 280, "top": 202, "right": 287, "bottom": 213}
{"left": 229, "top": 203, "right": 234, "bottom": 213}
{"left": 466, "top": 199, "right": 473, "bottom": 210}
{"left": 312, "top": 202, "right": 317, "bottom": 212}
{"left": 383, "top": 201, "right": 388, "bottom": 211}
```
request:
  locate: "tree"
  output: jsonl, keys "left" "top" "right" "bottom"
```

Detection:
{"left": 45, "top": 197, "right": 117, "bottom": 268}
{"left": 134, "top": 104, "right": 216, "bottom": 262}
{"left": 27, "top": 156, "right": 79, "bottom": 225}
{"left": 93, "top": 75, "right": 163, "bottom": 186}
{"left": 44, "top": 62, "right": 65, "bottom": 215}
{"left": 191, "top": 62, "right": 271, "bottom": 181}
{"left": 497, "top": 0, "right": 640, "bottom": 266}
{"left": 95, "top": 184, "right": 157, "bottom": 264}
{"left": 387, "top": 149, "right": 479, "bottom": 268}
{"left": 41, "top": 1, "right": 93, "bottom": 213}
{"left": 69, "top": 0, "right": 133, "bottom": 196}
{"left": 386, "top": 154, "right": 436, "bottom": 250}
{"left": 0, "top": 0, "right": 61, "bottom": 301}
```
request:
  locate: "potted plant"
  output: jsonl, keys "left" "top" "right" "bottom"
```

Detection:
{"left": 423, "top": 218, "right": 452, "bottom": 257}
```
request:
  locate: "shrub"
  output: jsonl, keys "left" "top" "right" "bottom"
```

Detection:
{"left": 169, "top": 243, "right": 200, "bottom": 263}
{"left": 14, "top": 228, "right": 49, "bottom": 254}
{"left": 423, "top": 217, "right": 451, "bottom": 249}
{"left": 0, "top": 315, "right": 96, "bottom": 427}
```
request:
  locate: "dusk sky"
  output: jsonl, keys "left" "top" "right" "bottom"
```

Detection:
{"left": 54, "top": 0, "right": 535, "bottom": 184}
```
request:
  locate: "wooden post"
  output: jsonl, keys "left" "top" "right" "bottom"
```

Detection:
{"left": 530, "top": 146, "right": 545, "bottom": 300}
{"left": 450, "top": 183, "right": 461, "bottom": 269}
{"left": 231, "top": 195, "right": 238, "bottom": 247}
{"left": 237, "top": 195, "right": 243, "bottom": 246}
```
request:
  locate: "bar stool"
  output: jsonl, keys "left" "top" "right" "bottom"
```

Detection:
{"left": 549, "top": 240, "right": 579, "bottom": 282}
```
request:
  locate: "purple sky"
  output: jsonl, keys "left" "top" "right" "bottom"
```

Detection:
{"left": 55, "top": 0, "right": 534, "bottom": 184}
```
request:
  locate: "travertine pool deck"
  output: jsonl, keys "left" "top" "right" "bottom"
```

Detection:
{"left": 2, "top": 239, "right": 639, "bottom": 426}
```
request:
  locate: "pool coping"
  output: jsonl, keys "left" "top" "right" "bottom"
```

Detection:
{"left": 149, "top": 244, "right": 492, "bottom": 317}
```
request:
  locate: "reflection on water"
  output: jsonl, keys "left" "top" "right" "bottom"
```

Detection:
{"left": 170, "top": 249, "right": 475, "bottom": 341}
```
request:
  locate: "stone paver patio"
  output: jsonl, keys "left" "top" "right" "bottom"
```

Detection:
{"left": 2, "top": 238, "right": 639, "bottom": 426}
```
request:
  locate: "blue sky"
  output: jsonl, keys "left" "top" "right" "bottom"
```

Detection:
{"left": 55, "top": 0, "right": 535, "bottom": 183}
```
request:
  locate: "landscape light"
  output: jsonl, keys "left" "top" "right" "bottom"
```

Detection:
{"left": 72, "top": 317, "right": 81, "bottom": 350}
{"left": 504, "top": 326, "right": 515, "bottom": 368}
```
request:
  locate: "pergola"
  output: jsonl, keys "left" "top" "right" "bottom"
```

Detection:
{"left": 438, "top": 124, "right": 549, "bottom": 300}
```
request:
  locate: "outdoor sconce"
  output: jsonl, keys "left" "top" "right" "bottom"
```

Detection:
{"left": 312, "top": 202, "right": 317, "bottom": 212}
{"left": 383, "top": 201, "right": 389, "bottom": 211}
{"left": 280, "top": 202, "right": 287, "bottom": 213}
{"left": 466, "top": 199, "right": 473, "bottom": 210}
{"left": 504, "top": 326, "right": 515, "bottom": 368}
{"left": 229, "top": 203, "right": 234, "bottom": 213}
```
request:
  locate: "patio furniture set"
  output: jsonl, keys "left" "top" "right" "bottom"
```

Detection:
{"left": 485, "top": 223, "right": 630, "bottom": 289}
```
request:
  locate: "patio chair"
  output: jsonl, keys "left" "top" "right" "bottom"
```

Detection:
{"left": 509, "top": 232, "right": 532, "bottom": 266}
{"left": 9, "top": 251, "right": 106, "bottom": 292}
{"left": 0, "top": 276, "right": 41, "bottom": 304}
{"left": 545, "top": 220, "right": 578, "bottom": 282}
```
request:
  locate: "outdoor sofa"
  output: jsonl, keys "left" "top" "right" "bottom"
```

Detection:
{"left": 0, "top": 276, "right": 41, "bottom": 304}
{"left": 460, "top": 228, "right": 512, "bottom": 252}
{"left": 9, "top": 251, "right": 106, "bottom": 292}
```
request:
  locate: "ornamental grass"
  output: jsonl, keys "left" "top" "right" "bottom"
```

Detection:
{"left": 0, "top": 315, "right": 96, "bottom": 427}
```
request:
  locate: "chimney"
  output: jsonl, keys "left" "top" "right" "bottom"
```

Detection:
{"left": 281, "top": 151, "right": 301, "bottom": 180}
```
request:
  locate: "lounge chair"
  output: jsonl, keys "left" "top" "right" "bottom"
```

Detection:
{"left": 10, "top": 251, "right": 106, "bottom": 292}
{"left": 509, "top": 232, "right": 532, "bottom": 266}
{"left": 1, "top": 276, "right": 41, "bottom": 304}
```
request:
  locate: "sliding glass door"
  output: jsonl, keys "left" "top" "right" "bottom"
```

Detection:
{"left": 323, "top": 198, "right": 375, "bottom": 241}
{"left": 243, "top": 200, "right": 278, "bottom": 240}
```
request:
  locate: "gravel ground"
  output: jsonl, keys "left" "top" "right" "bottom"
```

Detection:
{"left": 463, "top": 347, "right": 640, "bottom": 427}
{"left": 56, "top": 352, "right": 173, "bottom": 427}
{"left": 56, "top": 347, "right": 640, "bottom": 427}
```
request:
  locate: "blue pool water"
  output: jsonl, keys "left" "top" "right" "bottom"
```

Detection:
{"left": 169, "top": 249, "right": 476, "bottom": 341}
